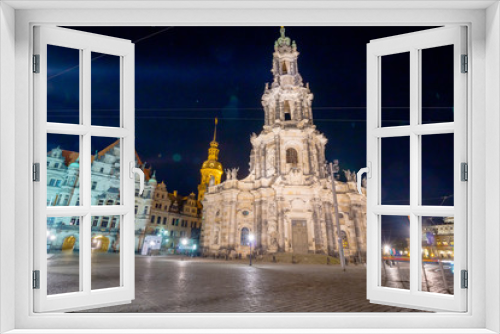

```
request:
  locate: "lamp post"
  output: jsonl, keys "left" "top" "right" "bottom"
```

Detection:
{"left": 326, "top": 160, "right": 346, "bottom": 271}
{"left": 248, "top": 233, "right": 255, "bottom": 266}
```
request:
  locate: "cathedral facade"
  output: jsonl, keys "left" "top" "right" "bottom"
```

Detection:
{"left": 200, "top": 28, "right": 367, "bottom": 261}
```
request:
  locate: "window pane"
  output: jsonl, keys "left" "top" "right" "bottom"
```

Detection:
{"left": 91, "top": 52, "right": 120, "bottom": 127}
{"left": 47, "top": 45, "right": 80, "bottom": 124}
{"left": 91, "top": 137, "right": 121, "bottom": 205}
{"left": 421, "top": 216, "right": 454, "bottom": 295}
{"left": 380, "top": 215, "right": 410, "bottom": 290}
{"left": 91, "top": 216, "right": 121, "bottom": 290}
{"left": 381, "top": 136, "right": 410, "bottom": 205}
{"left": 421, "top": 45, "right": 454, "bottom": 124}
{"left": 47, "top": 133, "right": 80, "bottom": 207}
{"left": 381, "top": 52, "right": 410, "bottom": 127}
{"left": 421, "top": 134, "right": 454, "bottom": 206}
{"left": 47, "top": 216, "right": 80, "bottom": 295}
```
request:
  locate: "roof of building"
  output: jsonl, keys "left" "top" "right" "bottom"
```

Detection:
{"left": 55, "top": 140, "right": 151, "bottom": 181}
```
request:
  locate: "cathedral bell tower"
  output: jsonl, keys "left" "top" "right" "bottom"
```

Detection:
{"left": 250, "top": 27, "right": 327, "bottom": 181}
{"left": 198, "top": 118, "right": 223, "bottom": 202}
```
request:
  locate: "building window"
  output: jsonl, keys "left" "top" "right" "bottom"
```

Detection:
{"left": 92, "top": 217, "right": 99, "bottom": 227}
{"left": 48, "top": 178, "right": 55, "bottom": 186}
{"left": 101, "top": 217, "right": 109, "bottom": 228}
{"left": 172, "top": 218, "right": 175, "bottom": 226}
{"left": 106, "top": 200, "right": 114, "bottom": 205}
{"left": 55, "top": 180, "right": 62, "bottom": 187}
{"left": 156, "top": 217, "right": 161, "bottom": 225}
{"left": 91, "top": 181, "right": 97, "bottom": 190}
{"left": 163, "top": 217, "right": 167, "bottom": 225}
{"left": 54, "top": 163, "right": 59, "bottom": 168}
{"left": 286, "top": 148, "right": 298, "bottom": 164}
{"left": 150, "top": 216, "right": 155, "bottom": 223}
{"left": 98, "top": 199, "right": 104, "bottom": 206}
{"left": 135, "top": 205, "right": 138, "bottom": 214}
{"left": 143, "top": 206, "right": 149, "bottom": 214}
{"left": 240, "top": 227, "right": 250, "bottom": 245}
{"left": 100, "top": 167, "right": 104, "bottom": 173}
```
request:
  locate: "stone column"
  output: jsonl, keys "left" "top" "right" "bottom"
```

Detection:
{"left": 275, "top": 97, "right": 281, "bottom": 122}
{"left": 313, "top": 199, "right": 323, "bottom": 252}
{"left": 302, "top": 137, "right": 310, "bottom": 175}
{"left": 278, "top": 198, "right": 286, "bottom": 252}
{"left": 274, "top": 135, "right": 281, "bottom": 175}
{"left": 324, "top": 201, "right": 336, "bottom": 256}
{"left": 254, "top": 199, "right": 262, "bottom": 250}
{"left": 229, "top": 199, "right": 237, "bottom": 249}
{"left": 254, "top": 145, "right": 261, "bottom": 179}
{"left": 319, "top": 143, "right": 326, "bottom": 178}
{"left": 261, "top": 199, "right": 268, "bottom": 252}
{"left": 261, "top": 144, "right": 266, "bottom": 178}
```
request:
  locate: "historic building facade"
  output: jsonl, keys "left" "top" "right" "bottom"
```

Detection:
{"left": 46, "top": 141, "right": 202, "bottom": 254}
{"left": 197, "top": 118, "right": 224, "bottom": 202}
{"left": 147, "top": 181, "right": 202, "bottom": 251}
{"left": 200, "top": 28, "right": 367, "bottom": 261}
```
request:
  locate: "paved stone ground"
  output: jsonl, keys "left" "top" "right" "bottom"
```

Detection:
{"left": 46, "top": 253, "right": 434, "bottom": 313}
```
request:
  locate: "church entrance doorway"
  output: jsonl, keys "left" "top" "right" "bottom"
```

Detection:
{"left": 291, "top": 220, "right": 308, "bottom": 254}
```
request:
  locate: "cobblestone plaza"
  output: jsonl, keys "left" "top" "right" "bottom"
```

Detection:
{"left": 41, "top": 253, "right": 452, "bottom": 313}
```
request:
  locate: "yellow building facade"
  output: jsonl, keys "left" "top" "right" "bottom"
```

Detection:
{"left": 197, "top": 118, "right": 224, "bottom": 202}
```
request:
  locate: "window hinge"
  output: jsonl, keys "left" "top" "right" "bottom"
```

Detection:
{"left": 461, "top": 54, "right": 468, "bottom": 73}
{"left": 33, "top": 54, "right": 40, "bottom": 73}
{"left": 461, "top": 270, "right": 468, "bottom": 289}
{"left": 461, "top": 162, "right": 468, "bottom": 181}
{"left": 33, "top": 163, "right": 40, "bottom": 182}
{"left": 32, "top": 270, "right": 40, "bottom": 289}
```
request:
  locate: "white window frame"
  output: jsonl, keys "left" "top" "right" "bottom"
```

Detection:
{"left": 366, "top": 26, "right": 468, "bottom": 312}
{"left": 33, "top": 26, "right": 136, "bottom": 312}
{"left": 0, "top": 1, "right": 499, "bottom": 333}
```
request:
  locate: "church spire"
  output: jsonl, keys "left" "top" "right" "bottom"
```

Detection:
{"left": 212, "top": 117, "right": 218, "bottom": 143}
{"left": 261, "top": 27, "right": 313, "bottom": 127}
{"left": 198, "top": 118, "right": 224, "bottom": 202}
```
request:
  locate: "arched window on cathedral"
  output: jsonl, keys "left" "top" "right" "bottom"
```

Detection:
{"left": 341, "top": 230, "right": 349, "bottom": 249}
{"left": 286, "top": 148, "right": 298, "bottom": 165}
{"left": 240, "top": 227, "right": 250, "bottom": 245}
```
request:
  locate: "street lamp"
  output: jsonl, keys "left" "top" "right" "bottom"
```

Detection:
{"left": 248, "top": 233, "right": 255, "bottom": 266}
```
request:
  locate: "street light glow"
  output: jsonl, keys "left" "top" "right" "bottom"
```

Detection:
{"left": 50, "top": 235, "right": 56, "bottom": 241}
{"left": 193, "top": 244, "right": 197, "bottom": 250}
{"left": 248, "top": 234, "right": 255, "bottom": 242}
{"left": 384, "top": 244, "right": 390, "bottom": 254}
{"left": 181, "top": 238, "right": 188, "bottom": 245}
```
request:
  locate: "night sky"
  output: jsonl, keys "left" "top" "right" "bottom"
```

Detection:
{"left": 47, "top": 26, "right": 455, "bottom": 233}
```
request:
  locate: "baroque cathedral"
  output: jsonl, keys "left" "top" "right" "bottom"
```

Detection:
{"left": 200, "top": 28, "right": 367, "bottom": 261}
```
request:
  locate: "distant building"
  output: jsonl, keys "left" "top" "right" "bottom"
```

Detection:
{"left": 422, "top": 217, "right": 454, "bottom": 260}
{"left": 147, "top": 180, "right": 202, "bottom": 252}
{"left": 45, "top": 141, "right": 200, "bottom": 254}
{"left": 201, "top": 28, "right": 367, "bottom": 261}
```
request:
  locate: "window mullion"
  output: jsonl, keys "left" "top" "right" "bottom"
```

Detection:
{"left": 81, "top": 48, "right": 92, "bottom": 294}
{"left": 409, "top": 48, "right": 420, "bottom": 294}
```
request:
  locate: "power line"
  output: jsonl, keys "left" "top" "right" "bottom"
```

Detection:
{"left": 47, "top": 27, "right": 175, "bottom": 81}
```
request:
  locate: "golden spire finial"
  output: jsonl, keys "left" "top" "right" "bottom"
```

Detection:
{"left": 213, "top": 118, "right": 218, "bottom": 142}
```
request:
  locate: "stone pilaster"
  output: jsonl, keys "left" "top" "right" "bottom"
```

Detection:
{"left": 324, "top": 201, "right": 335, "bottom": 256}
{"left": 261, "top": 199, "right": 268, "bottom": 252}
